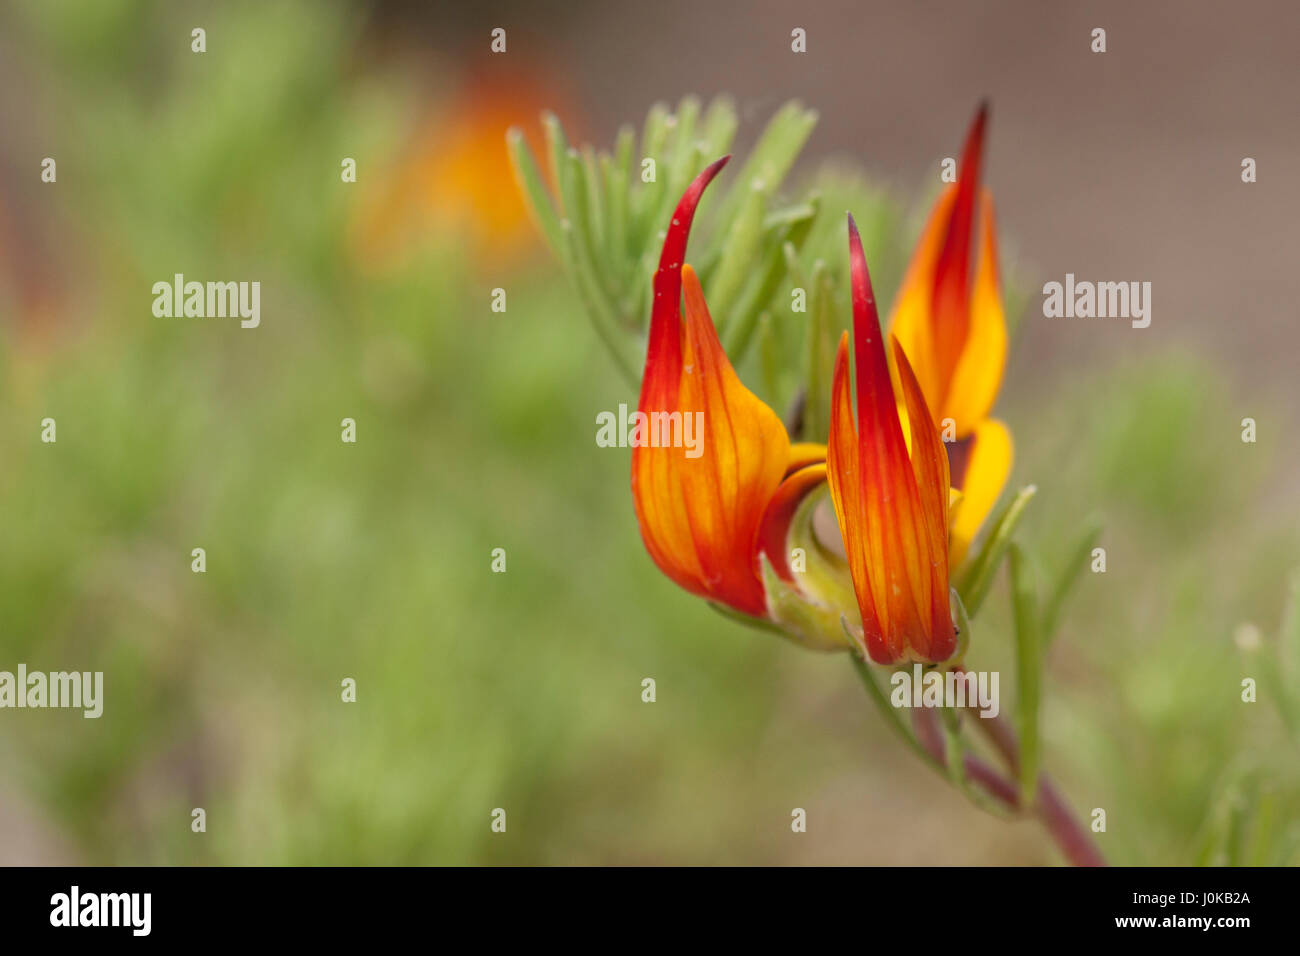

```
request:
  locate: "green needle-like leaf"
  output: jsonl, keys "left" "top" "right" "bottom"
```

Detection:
{"left": 803, "top": 261, "right": 837, "bottom": 442}
{"left": 711, "top": 101, "right": 818, "bottom": 235}
{"left": 632, "top": 102, "right": 672, "bottom": 244}
{"left": 724, "top": 209, "right": 815, "bottom": 361}
{"left": 757, "top": 310, "right": 781, "bottom": 400}
{"left": 955, "top": 484, "right": 1037, "bottom": 616}
{"left": 505, "top": 128, "right": 564, "bottom": 258}
{"left": 710, "top": 182, "right": 766, "bottom": 334}
{"left": 701, "top": 95, "right": 738, "bottom": 158}
{"left": 667, "top": 95, "right": 702, "bottom": 188}
{"left": 542, "top": 111, "right": 571, "bottom": 209}
{"left": 848, "top": 651, "right": 942, "bottom": 773}
{"left": 1040, "top": 518, "right": 1102, "bottom": 649}
{"left": 560, "top": 219, "right": 638, "bottom": 386}
{"left": 579, "top": 146, "right": 615, "bottom": 291}
{"left": 1280, "top": 568, "right": 1300, "bottom": 683}
{"left": 938, "top": 694, "right": 967, "bottom": 788}
{"left": 1008, "top": 543, "right": 1042, "bottom": 809}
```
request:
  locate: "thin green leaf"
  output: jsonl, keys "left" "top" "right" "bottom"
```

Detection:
{"left": 1008, "top": 543, "right": 1042, "bottom": 809}
{"left": 560, "top": 219, "right": 638, "bottom": 386}
{"left": 1040, "top": 518, "right": 1103, "bottom": 648}
{"left": 950, "top": 586, "right": 973, "bottom": 664}
{"left": 938, "top": 694, "right": 967, "bottom": 789}
{"left": 1247, "top": 788, "right": 1278, "bottom": 866}
{"left": 762, "top": 201, "right": 819, "bottom": 232}
{"left": 631, "top": 102, "right": 671, "bottom": 242}
{"left": 579, "top": 146, "right": 615, "bottom": 294}
{"left": 712, "top": 101, "right": 818, "bottom": 236}
{"left": 756, "top": 311, "right": 781, "bottom": 403}
{"left": 848, "top": 651, "right": 942, "bottom": 773}
{"left": 701, "top": 95, "right": 738, "bottom": 158}
{"left": 542, "top": 112, "right": 572, "bottom": 212}
{"left": 955, "top": 484, "right": 1037, "bottom": 616}
{"left": 723, "top": 198, "right": 819, "bottom": 361}
{"left": 803, "top": 262, "right": 836, "bottom": 442}
{"left": 506, "top": 128, "right": 564, "bottom": 258}
{"left": 667, "top": 95, "right": 702, "bottom": 190}
{"left": 709, "top": 182, "right": 766, "bottom": 331}
{"left": 1280, "top": 568, "right": 1300, "bottom": 682}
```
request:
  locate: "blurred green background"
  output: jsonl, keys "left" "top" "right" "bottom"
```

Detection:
{"left": 1, "top": 0, "right": 1297, "bottom": 864}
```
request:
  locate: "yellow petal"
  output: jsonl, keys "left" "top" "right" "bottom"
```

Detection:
{"left": 948, "top": 417, "right": 1014, "bottom": 568}
{"left": 786, "top": 442, "right": 828, "bottom": 474}
{"left": 887, "top": 186, "right": 956, "bottom": 409}
{"left": 943, "top": 190, "right": 1007, "bottom": 432}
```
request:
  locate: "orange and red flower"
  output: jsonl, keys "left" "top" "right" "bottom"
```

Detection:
{"left": 889, "top": 104, "right": 1012, "bottom": 566}
{"left": 630, "top": 158, "right": 828, "bottom": 624}
{"left": 827, "top": 215, "right": 957, "bottom": 665}
{"left": 631, "top": 112, "right": 1012, "bottom": 662}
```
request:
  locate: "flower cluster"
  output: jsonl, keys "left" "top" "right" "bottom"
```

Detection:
{"left": 630, "top": 107, "right": 1010, "bottom": 665}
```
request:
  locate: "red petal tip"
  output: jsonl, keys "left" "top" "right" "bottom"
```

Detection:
{"left": 846, "top": 212, "right": 878, "bottom": 329}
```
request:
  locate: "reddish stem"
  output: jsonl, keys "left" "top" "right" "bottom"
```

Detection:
{"left": 960, "top": 706, "right": 1106, "bottom": 867}
{"left": 911, "top": 708, "right": 1104, "bottom": 866}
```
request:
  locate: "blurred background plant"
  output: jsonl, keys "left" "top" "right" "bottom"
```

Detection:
{"left": 0, "top": 0, "right": 1296, "bottom": 864}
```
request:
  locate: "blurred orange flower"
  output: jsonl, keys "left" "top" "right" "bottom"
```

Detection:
{"left": 351, "top": 68, "right": 566, "bottom": 271}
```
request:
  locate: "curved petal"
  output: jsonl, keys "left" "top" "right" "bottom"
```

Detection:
{"left": 944, "top": 190, "right": 1007, "bottom": 430}
{"left": 888, "top": 104, "right": 1000, "bottom": 438}
{"left": 638, "top": 155, "right": 730, "bottom": 413}
{"left": 827, "top": 332, "right": 880, "bottom": 648}
{"left": 827, "top": 215, "right": 955, "bottom": 665}
{"left": 887, "top": 186, "right": 954, "bottom": 409}
{"left": 786, "top": 442, "right": 828, "bottom": 475}
{"left": 929, "top": 101, "right": 986, "bottom": 394}
{"left": 948, "top": 417, "right": 1014, "bottom": 568}
{"left": 893, "top": 337, "right": 955, "bottom": 662}
{"left": 758, "top": 462, "right": 828, "bottom": 582}
{"left": 632, "top": 263, "right": 791, "bottom": 616}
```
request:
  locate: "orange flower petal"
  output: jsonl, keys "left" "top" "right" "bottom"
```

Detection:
{"left": 948, "top": 417, "right": 1013, "bottom": 568}
{"left": 758, "top": 462, "right": 829, "bottom": 582}
{"left": 827, "top": 215, "right": 956, "bottom": 664}
{"left": 888, "top": 103, "right": 1004, "bottom": 438}
{"left": 631, "top": 159, "right": 795, "bottom": 616}
{"left": 889, "top": 186, "right": 956, "bottom": 408}
{"left": 893, "top": 337, "right": 956, "bottom": 660}
{"left": 944, "top": 189, "right": 1007, "bottom": 430}
{"left": 929, "top": 101, "right": 987, "bottom": 390}
{"left": 787, "top": 442, "right": 829, "bottom": 475}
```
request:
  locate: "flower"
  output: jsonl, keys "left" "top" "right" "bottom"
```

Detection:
{"left": 351, "top": 68, "right": 565, "bottom": 272}
{"left": 888, "top": 103, "right": 1012, "bottom": 566}
{"left": 631, "top": 157, "right": 831, "bottom": 631}
{"left": 828, "top": 214, "right": 957, "bottom": 665}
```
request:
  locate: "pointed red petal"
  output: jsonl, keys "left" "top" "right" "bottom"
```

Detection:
{"left": 640, "top": 155, "right": 730, "bottom": 406}
{"left": 930, "top": 102, "right": 987, "bottom": 393}
{"left": 892, "top": 337, "right": 956, "bottom": 661}
{"left": 830, "top": 216, "right": 955, "bottom": 664}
